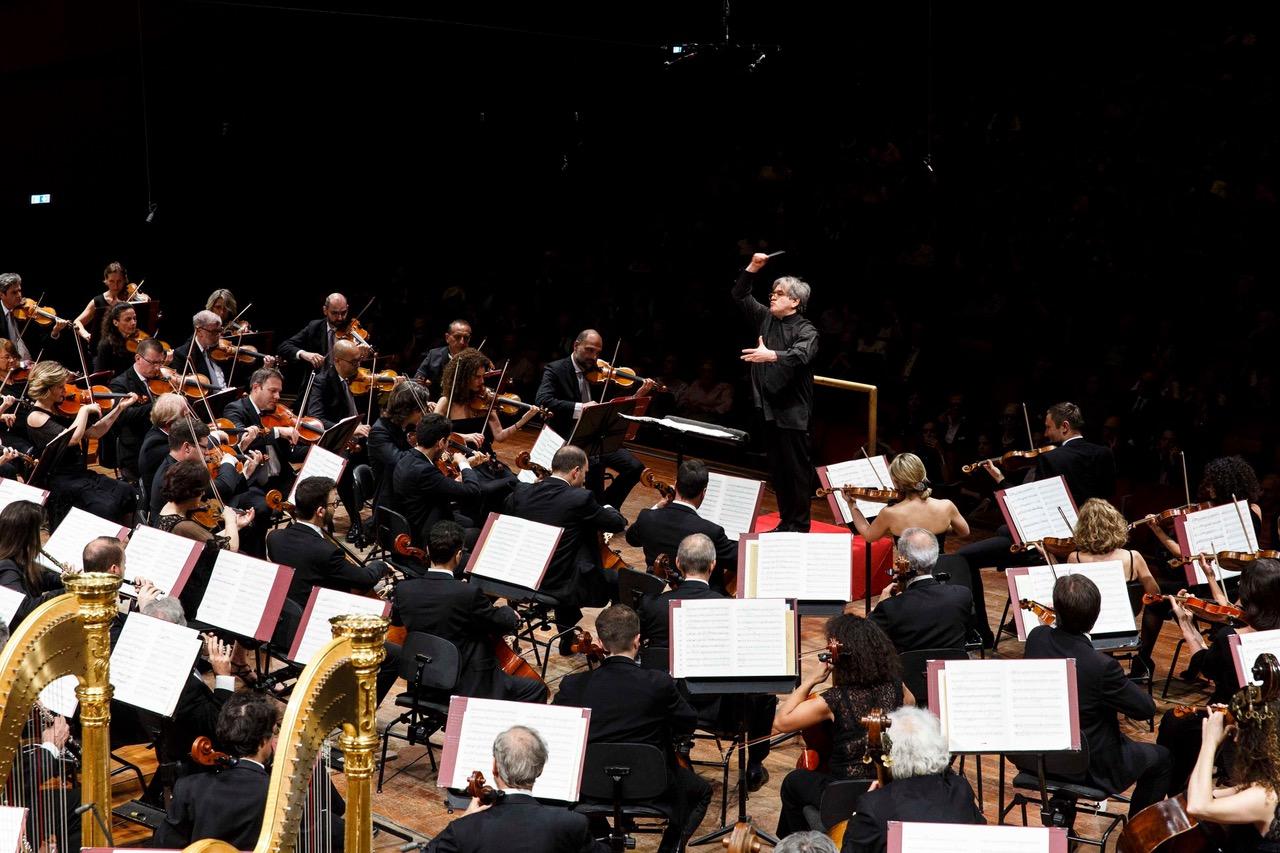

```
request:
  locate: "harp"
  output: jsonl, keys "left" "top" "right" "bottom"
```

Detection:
{"left": 181, "top": 613, "right": 388, "bottom": 853}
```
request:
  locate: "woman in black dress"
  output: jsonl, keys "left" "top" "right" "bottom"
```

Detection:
{"left": 0, "top": 500, "right": 62, "bottom": 630}
{"left": 92, "top": 301, "right": 140, "bottom": 377}
{"left": 70, "top": 260, "right": 150, "bottom": 348}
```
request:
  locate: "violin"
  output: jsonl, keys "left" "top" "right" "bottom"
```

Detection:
{"left": 569, "top": 628, "right": 608, "bottom": 665}
{"left": 189, "top": 497, "right": 228, "bottom": 531}
{"left": 260, "top": 405, "right": 325, "bottom": 443}
{"left": 1142, "top": 592, "right": 1245, "bottom": 624}
{"left": 211, "top": 338, "right": 269, "bottom": 364}
{"left": 1215, "top": 549, "right": 1280, "bottom": 571}
{"left": 961, "top": 445, "right": 1056, "bottom": 475}
{"left": 336, "top": 318, "right": 373, "bottom": 349}
{"left": 640, "top": 468, "right": 675, "bottom": 501}
{"left": 205, "top": 444, "right": 244, "bottom": 478}
{"left": 1130, "top": 502, "right": 1213, "bottom": 530}
{"left": 1010, "top": 536, "right": 1076, "bottom": 558}
{"left": 0, "top": 444, "right": 35, "bottom": 467}
{"left": 1170, "top": 702, "right": 1235, "bottom": 724}
{"left": 585, "top": 360, "right": 666, "bottom": 392}
{"left": 436, "top": 436, "right": 489, "bottom": 478}
{"left": 191, "top": 735, "right": 237, "bottom": 768}
{"left": 514, "top": 451, "right": 549, "bottom": 480}
{"left": 150, "top": 370, "right": 218, "bottom": 399}
{"left": 1019, "top": 598, "right": 1056, "bottom": 626}
{"left": 13, "top": 298, "right": 70, "bottom": 327}
{"left": 814, "top": 484, "right": 902, "bottom": 503}
{"left": 469, "top": 388, "right": 551, "bottom": 420}
{"left": 392, "top": 533, "right": 427, "bottom": 562}
{"left": 464, "top": 770, "right": 502, "bottom": 806}
{"left": 349, "top": 368, "right": 399, "bottom": 396}
{"left": 57, "top": 383, "right": 141, "bottom": 415}
{"left": 125, "top": 330, "right": 172, "bottom": 353}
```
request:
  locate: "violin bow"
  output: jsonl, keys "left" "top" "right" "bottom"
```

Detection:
{"left": 364, "top": 352, "right": 377, "bottom": 429}
{"left": 859, "top": 447, "right": 888, "bottom": 489}
{"left": 1179, "top": 450, "right": 1191, "bottom": 507}
{"left": 597, "top": 338, "right": 622, "bottom": 405}
{"left": 294, "top": 371, "right": 318, "bottom": 435}
{"left": 1231, "top": 493, "right": 1253, "bottom": 551}
{"left": 127, "top": 278, "right": 147, "bottom": 302}
{"left": 1021, "top": 402, "right": 1034, "bottom": 451}
{"left": 478, "top": 360, "right": 509, "bottom": 446}
{"left": 17, "top": 291, "right": 46, "bottom": 339}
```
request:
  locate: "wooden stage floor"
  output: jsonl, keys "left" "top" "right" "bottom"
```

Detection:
{"left": 102, "top": 429, "right": 1204, "bottom": 850}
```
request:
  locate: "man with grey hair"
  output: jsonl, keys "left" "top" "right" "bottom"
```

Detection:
{"left": 841, "top": 707, "right": 983, "bottom": 852}
{"left": 776, "top": 831, "right": 838, "bottom": 853}
{"left": 174, "top": 308, "right": 274, "bottom": 392}
{"left": 1, "top": 271, "right": 68, "bottom": 363}
{"left": 734, "top": 252, "right": 819, "bottom": 532}
{"left": 426, "top": 725, "right": 596, "bottom": 853}
{"left": 868, "top": 528, "right": 971, "bottom": 654}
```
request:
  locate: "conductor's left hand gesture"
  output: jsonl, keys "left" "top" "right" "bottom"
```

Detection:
{"left": 740, "top": 336, "right": 777, "bottom": 364}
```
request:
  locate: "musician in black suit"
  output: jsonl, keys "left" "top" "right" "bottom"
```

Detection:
{"left": 840, "top": 707, "right": 984, "bottom": 853}
{"left": 107, "top": 338, "right": 165, "bottom": 481}
{"left": 503, "top": 445, "right": 627, "bottom": 653}
{"left": 302, "top": 338, "right": 373, "bottom": 529}
{"left": 626, "top": 459, "right": 737, "bottom": 591}
{"left": 555, "top": 605, "right": 711, "bottom": 853}
{"left": 637, "top": 533, "right": 775, "bottom": 790}
{"left": 369, "top": 381, "right": 429, "bottom": 515}
{"left": 391, "top": 413, "right": 483, "bottom": 544}
{"left": 413, "top": 319, "right": 472, "bottom": 390}
{"left": 980, "top": 402, "right": 1117, "bottom": 506}
{"left": 868, "top": 529, "right": 972, "bottom": 654}
{"left": 533, "top": 329, "right": 655, "bottom": 509}
{"left": 733, "top": 252, "right": 820, "bottom": 533}
{"left": 154, "top": 691, "right": 280, "bottom": 850}
{"left": 172, "top": 309, "right": 278, "bottom": 393}
{"left": 278, "top": 292, "right": 369, "bottom": 369}
{"left": 426, "top": 725, "right": 595, "bottom": 853}
{"left": 1, "top": 272, "right": 69, "bottom": 365}
{"left": 1024, "top": 574, "right": 1171, "bottom": 818}
{"left": 223, "top": 367, "right": 303, "bottom": 507}
{"left": 149, "top": 420, "right": 254, "bottom": 521}
{"left": 394, "top": 521, "right": 547, "bottom": 703}
{"left": 138, "top": 394, "right": 201, "bottom": 498}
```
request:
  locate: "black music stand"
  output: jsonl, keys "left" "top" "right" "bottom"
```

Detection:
{"left": 569, "top": 397, "right": 639, "bottom": 460}
{"left": 318, "top": 414, "right": 362, "bottom": 454}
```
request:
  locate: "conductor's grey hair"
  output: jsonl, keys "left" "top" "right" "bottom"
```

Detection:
{"left": 141, "top": 596, "right": 187, "bottom": 627}
{"left": 898, "top": 528, "right": 939, "bottom": 575}
{"left": 774, "top": 832, "right": 838, "bottom": 853}
{"left": 677, "top": 533, "right": 716, "bottom": 577}
{"left": 774, "top": 276, "right": 811, "bottom": 313}
{"left": 493, "top": 725, "right": 549, "bottom": 790}
{"left": 887, "top": 706, "right": 951, "bottom": 779}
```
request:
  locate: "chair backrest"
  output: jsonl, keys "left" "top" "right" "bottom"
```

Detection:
{"left": 639, "top": 646, "right": 670, "bottom": 675}
{"left": 897, "top": 647, "right": 970, "bottom": 705}
{"left": 1125, "top": 579, "right": 1145, "bottom": 617}
{"left": 352, "top": 464, "right": 376, "bottom": 507}
{"left": 819, "top": 779, "right": 872, "bottom": 829}
{"left": 375, "top": 505, "right": 413, "bottom": 552}
{"left": 578, "top": 743, "right": 669, "bottom": 802}
{"left": 618, "top": 568, "right": 665, "bottom": 610}
{"left": 398, "top": 631, "right": 461, "bottom": 692}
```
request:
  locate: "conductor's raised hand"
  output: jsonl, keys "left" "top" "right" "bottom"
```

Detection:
{"left": 740, "top": 336, "right": 777, "bottom": 364}
{"left": 746, "top": 252, "right": 770, "bottom": 273}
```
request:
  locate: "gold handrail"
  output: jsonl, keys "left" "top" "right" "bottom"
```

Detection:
{"left": 814, "top": 376, "right": 877, "bottom": 452}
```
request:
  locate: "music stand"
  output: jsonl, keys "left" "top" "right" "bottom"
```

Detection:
{"left": 27, "top": 426, "right": 74, "bottom": 490}
{"left": 318, "top": 414, "right": 362, "bottom": 454}
{"left": 203, "top": 387, "right": 243, "bottom": 419}
{"left": 569, "top": 397, "right": 639, "bottom": 459}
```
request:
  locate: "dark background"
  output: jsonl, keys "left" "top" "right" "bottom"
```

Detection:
{"left": 3, "top": 2, "right": 1277, "bottom": 536}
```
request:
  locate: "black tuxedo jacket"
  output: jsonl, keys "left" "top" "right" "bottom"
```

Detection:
{"left": 413, "top": 345, "right": 451, "bottom": 390}
{"left": 425, "top": 792, "right": 595, "bottom": 853}
{"left": 305, "top": 366, "right": 359, "bottom": 430}
{"left": 266, "top": 522, "right": 382, "bottom": 608}
{"left": 393, "top": 571, "right": 520, "bottom": 700}
{"left": 139, "top": 671, "right": 233, "bottom": 771}
{"left": 841, "top": 771, "right": 984, "bottom": 853}
{"left": 731, "top": 270, "right": 819, "bottom": 430}
{"left": 554, "top": 656, "right": 696, "bottom": 753}
{"left": 868, "top": 577, "right": 972, "bottom": 654}
{"left": 639, "top": 579, "right": 723, "bottom": 649}
{"left": 278, "top": 317, "right": 332, "bottom": 362}
{"left": 139, "top": 426, "right": 170, "bottom": 496}
{"left": 149, "top": 452, "right": 244, "bottom": 520}
{"left": 155, "top": 760, "right": 269, "bottom": 849}
{"left": 1036, "top": 436, "right": 1116, "bottom": 505}
{"left": 172, "top": 337, "right": 236, "bottom": 391}
{"left": 391, "top": 451, "right": 481, "bottom": 541}
{"left": 109, "top": 366, "right": 154, "bottom": 474}
{"left": 625, "top": 502, "right": 737, "bottom": 577}
{"left": 368, "top": 416, "right": 411, "bottom": 510}
{"left": 502, "top": 477, "right": 626, "bottom": 600}
{"left": 222, "top": 395, "right": 298, "bottom": 488}
{"left": 533, "top": 356, "right": 588, "bottom": 437}
{"left": 1024, "top": 625, "right": 1156, "bottom": 793}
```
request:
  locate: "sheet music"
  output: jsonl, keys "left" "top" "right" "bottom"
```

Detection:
{"left": 896, "top": 822, "right": 1061, "bottom": 852}
{"left": 0, "top": 586, "right": 25, "bottom": 628}
{"left": 998, "top": 477, "right": 1077, "bottom": 543}
{"left": 820, "top": 456, "right": 894, "bottom": 521}
{"left": 196, "top": 550, "right": 284, "bottom": 638}
{"left": 671, "top": 598, "right": 793, "bottom": 678}
{"left": 0, "top": 477, "right": 47, "bottom": 513}
{"left": 38, "top": 674, "right": 79, "bottom": 718}
{"left": 619, "top": 415, "right": 739, "bottom": 440}
{"left": 748, "top": 533, "right": 852, "bottom": 601}
{"left": 936, "top": 659, "right": 1073, "bottom": 752}
{"left": 110, "top": 612, "right": 203, "bottom": 717}
{"left": 37, "top": 506, "right": 126, "bottom": 573}
{"left": 291, "top": 588, "right": 389, "bottom": 663}
{"left": 518, "top": 426, "right": 565, "bottom": 483}
{"left": 1011, "top": 562, "right": 1134, "bottom": 639}
{"left": 698, "top": 472, "right": 763, "bottom": 541}
{"left": 287, "top": 445, "right": 349, "bottom": 503}
{"left": 467, "top": 514, "right": 561, "bottom": 589}
{"left": 1181, "top": 500, "right": 1257, "bottom": 585}
{"left": 0, "top": 805, "right": 27, "bottom": 853}
{"left": 442, "top": 698, "right": 590, "bottom": 802}
{"left": 124, "top": 525, "right": 203, "bottom": 596}
{"left": 1233, "top": 629, "right": 1280, "bottom": 686}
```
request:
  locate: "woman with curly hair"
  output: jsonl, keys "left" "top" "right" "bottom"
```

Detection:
{"left": 1187, "top": 688, "right": 1280, "bottom": 850}
{"left": 772, "top": 614, "right": 905, "bottom": 838}
{"left": 846, "top": 452, "right": 970, "bottom": 552}
{"left": 1157, "top": 558, "right": 1280, "bottom": 794}
{"left": 1146, "top": 455, "right": 1263, "bottom": 561}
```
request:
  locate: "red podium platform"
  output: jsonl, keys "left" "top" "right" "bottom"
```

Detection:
{"left": 751, "top": 513, "right": 894, "bottom": 605}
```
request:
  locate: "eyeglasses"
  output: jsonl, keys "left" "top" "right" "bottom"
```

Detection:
{"left": 326, "top": 499, "right": 343, "bottom": 509}
{"left": 200, "top": 325, "right": 223, "bottom": 333}
{"left": 142, "top": 356, "right": 166, "bottom": 366}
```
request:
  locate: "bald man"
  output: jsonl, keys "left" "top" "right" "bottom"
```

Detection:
{"left": 305, "top": 338, "right": 375, "bottom": 533}
{"left": 278, "top": 292, "right": 370, "bottom": 369}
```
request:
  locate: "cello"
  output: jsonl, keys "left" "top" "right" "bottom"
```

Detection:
{"left": 828, "top": 708, "right": 892, "bottom": 847}
{"left": 795, "top": 638, "right": 844, "bottom": 772}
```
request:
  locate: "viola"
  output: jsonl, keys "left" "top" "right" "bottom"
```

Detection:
{"left": 514, "top": 450, "right": 549, "bottom": 480}
{"left": 205, "top": 444, "right": 244, "bottom": 478}
{"left": 125, "top": 330, "right": 172, "bottom": 353}
{"left": 436, "top": 437, "right": 489, "bottom": 478}
{"left": 585, "top": 360, "right": 667, "bottom": 392}
{"left": 13, "top": 298, "right": 70, "bottom": 327}
{"left": 1142, "top": 592, "right": 1245, "bottom": 624}
{"left": 189, "top": 497, "right": 228, "bottom": 531}
{"left": 1130, "top": 502, "right": 1213, "bottom": 530}
{"left": 349, "top": 368, "right": 399, "bottom": 396}
{"left": 569, "top": 628, "right": 608, "bottom": 665}
{"left": 211, "top": 338, "right": 269, "bottom": 364}
{"left": 1019, "top": 598, "right": 1056, "bottom": 626}
{"left": 465, "top": 771, "right": 502, "bottom": 806}
{"left": 469, "top": 388, "right": 551, "bottom": 420}
{"left": 1010, "top": 536, "right": 1076, "bottom": 558}
{"left": 640, "top": 468, "right": 675, "bottom": 501}
{"left": 961, "top": 445, "right": 1056, "bottom": 475}
{"left": 191, "top": 735, "right": 237, "bottom": 768}
{"left": 814, "top": 484, "right": 902, "bottom": 503}
{"left": 57, "top": 383, "right": 141, "bottom": 415}
{"left": 260, "top": 405, "right": 324, "bottom": 443}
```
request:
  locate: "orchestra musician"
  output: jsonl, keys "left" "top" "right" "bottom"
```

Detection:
{"left": 732, "top": 252, "right": 819, "bottom": 533}
{"left": 977, "top": 402, "right": 1117, "bottom": 505}
{"left": 206, "top": 288, "right": 251, "bottom": 335}
{"left": 390, "top": 412, "right": 483, "bottom": 544}
{"left": 845, "top": 453, "right": 970, "bottom": 551}
{"left": 0, "top": 500, "right": 62, "bottom": 631}
{"left": 839, "top": 707, "right": 985, "bottom": 853}
{"left": 503, "top": 445, "right": 627, "bottom": 656}
{"left": 71, "top": 260, "right": 150, "bottom": 344}
{"left": 1145, "top": 454, "right": 1264, "bottom": 561}
{"left": 148, "top": 419, "right": 255, "bottom": 521}
{"left": 108, "top": 337, "right": 165, "bottom": 482}
{"left": 534, "top": 328, "right": 654, "bottom": 509}
{"left": 414, "top": 318, "right": 473, "bottom": 390}
{"left": 173, "top": 309, "right": 277, "bottom": 392}
{"left": 156, "top": 458, "right": 256, "bottom": 555}
{"left": 139, "top": 393, "right": 207, "bottom": 493}
{"left": 391, "top": 520, "right": 548, "bottom": 704}
{"left": 24, "top": 360, "right": 140, "bottom": 523}
{"left": 625, "top": 459, "right": 737, "bottom": 591}
{"left": 278, "top": 291, "right": 370, "bottom": 369}
{"left": 93, "top": 301, "right": 146, "bottom": 376}
{"left": 0, "top": 339, "right": 32, "bottom": 481}
{"left": 304, "top": 337, "right": 375, "bottom": 527}
{"left": 868, "top": 529, "right": 972, "bottom": 654}
{"left": 1, "top": 272, "right": 69, "bottom": 364}
{"left": 368, "top": 379, "right": 430, "bottom": 516}
{"left": 424, "top": 725, "right": 596, "bottom": 853}
{"left": 554, "top": 604, "right": 711, "bottom": 853}
{"left": 773, "top": 614, "right": 904, "bottom": 839}
{"left": 1185, "top": 696, "right": 1280, "bottom": 852}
